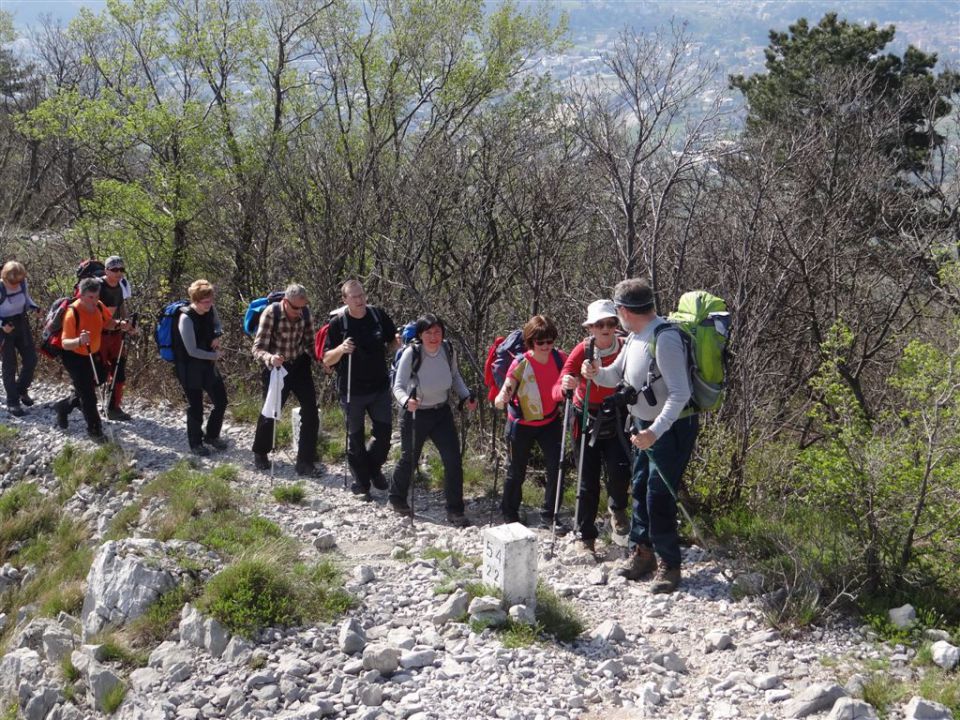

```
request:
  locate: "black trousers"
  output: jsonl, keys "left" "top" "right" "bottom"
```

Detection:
{"left": 501, "top": 415, "right": 562, "bottom": 520}
{"left": 573, "top": 418, "right": 631, "bottom": 541}
{"left": 1, "top": 313, "right": 37, "bottom": 406}
{"left": 180, "top": 364, "right": 228, "bottom": 449}
{"left": 60, "top": 351, "right": 103, "bottom": 433}
{"left": 390, "top": 405, "right": 464, "bottom": 513}
{"left": 338, "top": 386, "right": 392, "bottom": 490}
{"left": 251, "top": 356, "right": 318, "bottom": 464}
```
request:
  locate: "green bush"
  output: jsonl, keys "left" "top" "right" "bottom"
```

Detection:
{"left": 199, "top": 553, "right": 353, "bottom": 639}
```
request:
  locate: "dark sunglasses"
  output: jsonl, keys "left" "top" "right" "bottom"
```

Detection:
{"left": 592, "top": 319, "right": 618, "bottom": 329}
{"left": 108, "top": 267, "right": 125, "bottom": 273}
{"left": 534, "top": 338, "right": 555, "bottom": 346}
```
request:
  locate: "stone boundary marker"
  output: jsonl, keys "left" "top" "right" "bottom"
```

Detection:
{"left": 481, "top": 523, "right": 537, "bottom": 609}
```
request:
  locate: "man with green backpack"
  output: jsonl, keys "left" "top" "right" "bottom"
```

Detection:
{"left": 583, "top": 278, "right": 729, "bottom": 593}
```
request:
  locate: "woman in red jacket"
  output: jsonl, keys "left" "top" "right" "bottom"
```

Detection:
{"left": 554, "top": 300, "right": 631, "bottom": 553}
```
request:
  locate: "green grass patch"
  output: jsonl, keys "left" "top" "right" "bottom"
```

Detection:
{"left": 501, "top": 619, "right": 540, "bottom": 648}
{"left": 860, "top": 673, "right": 907, "bottom": 715}
{"left": 141, "top": 462, "right": 286, "bottom": 557}
{"left": 534, "top": 582, "right": 584, "bottom": 643}
{"left": 96, "top": 636, "right": 148, "bottom": 669}
{"left": 61, "top": 655, "right": 81, "bottom": 682}
{"left": 126, "top": 585, "right": 193, "bottom": 647}
{"left": 1, "top": 701, "right": 16, "bottom": 720}
{"left": 0, "top": 423, "right": 19, "bottom": 445}
{"left": 272, "top": 484, "right": 306, "bottom": 504}
{"left": 198, "top": 548, "right": 354, "bottom": 639}
{"left": 105, "top": 503, "right": 142, "bottom": 540}
{"left": 101, "top": 682, "right": 126, "bottom": 714}
{"left": 53, "top": 443, "right": 138, "bottom": 498}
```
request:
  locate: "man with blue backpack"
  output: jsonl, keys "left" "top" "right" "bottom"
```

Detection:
{"left": 251, "top": 283, "right": 321, "bottom": 477}
{"left": 322, "top": 279, "right": 398, "bottom": 501}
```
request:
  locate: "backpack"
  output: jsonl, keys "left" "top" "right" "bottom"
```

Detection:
{"left": 243, "top": 291, "right": 286, "bottom": 337}
{"left": 155, "top": 300, "right": 189, "bottom": 362}
{"left": 483, "top": 328, "right": 525, "bottom": 402}
{"left": 76, "top": 259, "right": 105, "bottom": 280}
{"left": 313, "top": 306, "right": 383, "bottom": 366}
{"left": 40, "top": 298, "right": 108, "bottom": 358}
{"left": 649, "top": 290, "right": 731, "bottom": 413}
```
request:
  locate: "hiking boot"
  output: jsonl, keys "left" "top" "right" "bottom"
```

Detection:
{"left": 295, "top": 461, "right": 324, "bottom": 478}
{"left": 55, "top": 400, "right": 69, "bottom": 429}
{"left": 651, "top": 565, "right": 681, "bottom": 594}
{"left": 537, "top": 514, "right": 570, "bottom": 536}
{"left": 617, "top": 544, "right": 657, "bottom": 581}
{"left": 87, "top": 429, "right": 107, "bottom": 445}
{"left": 578, "top": 538, "right": 597, "bottom": 556}
{"left": 107, "top": 407, "right": 132, "bottom": 421}
{"left": 350, "top": 483, "right": 372, "bottom": 502}
{"left": 6, "top": 405, "right": 24, "bottom": 417}
{"left": 253, "top": 453, "right": 270, "bottom": 471}
{"left": 205, "top": 437, "right": 229, "bottom": 451}
{"left": 191, "top": 444, "right": 211, "bottom": 457}
{"left": 446, "top": 512, "right": 471, "bottom": 528}
{"left": 389, "top": 499, "right": 413, "bottom": 517}
{"left": 19, "top": 393, "right": 34, "bottom": 407}
{"left": 371, "top": 468, "right": 389, "bottom": 491}
{"left": 609, "top": 507, "right": 630, "bottom": 536}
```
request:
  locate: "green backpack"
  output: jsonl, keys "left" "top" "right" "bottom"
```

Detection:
{"left": 650, "top": 290, "right": 731, "bottom": 413}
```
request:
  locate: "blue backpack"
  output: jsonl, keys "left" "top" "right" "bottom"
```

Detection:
{"left": 155, "top": 300, "right": 189, "bottom": 362}
{"left": 243, "top": 291, "right": 286, "bottom": 336}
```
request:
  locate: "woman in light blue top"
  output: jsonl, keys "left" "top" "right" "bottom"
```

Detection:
{"left": 390, "top": 314, "right": 477, "bottom": 526}
{"left": 0, "top": 261, "right": 40, "bottom": 416}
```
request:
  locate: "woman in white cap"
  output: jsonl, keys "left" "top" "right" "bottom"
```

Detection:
{"left": 552, "top": 299, "right": 631, "bottom": 554}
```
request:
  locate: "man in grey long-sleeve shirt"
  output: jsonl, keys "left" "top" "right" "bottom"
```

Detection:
{"left": 584, "top": 278, "right": 699, "bottom": 593}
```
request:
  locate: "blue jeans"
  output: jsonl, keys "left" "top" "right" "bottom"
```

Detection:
{"left": 628, "top": 415, "right": 699, "bottom": 568}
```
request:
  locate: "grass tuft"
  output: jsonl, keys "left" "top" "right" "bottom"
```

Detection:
{"left": 101, "top": 682, "right": 126, "bottom": 714}
{"left": 534, "top": 582, "right": 584, "bottom": 642}
{"left": 272, "top": 484, "right": 306, "bottom": 504}
{"left": 126, "top": 585, "right": 193, "bottom": 647}
{"left": 53, "top": 443, "right": 138, "bottom": 499}
{"left": 501, "top": 619, "right": 540, "bottom": 648}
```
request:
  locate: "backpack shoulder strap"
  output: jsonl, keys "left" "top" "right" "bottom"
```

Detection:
{"left": 410, "top": 343, "right": 423, "bottom": 375}
{"left": 442, "top": 339, "right": 455, "bottom": 370}
{"left": 551, "top": 348, "right": 563, "bottom": 372}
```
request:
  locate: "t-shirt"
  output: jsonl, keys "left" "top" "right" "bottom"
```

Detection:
{"left": 99, "top": 280, "right": 125, "bottom": 315}
{"left": 506, "top": 349, "right": 566, "bottom": 426}
{"left": 62, "top": 300, "right": 112, "bottom": 355}
{"left": 325, "top": 306, "right": 397, "bottom": 396}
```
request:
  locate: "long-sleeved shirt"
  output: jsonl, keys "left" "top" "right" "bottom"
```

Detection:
{"left": 0, "top": 280, "right": 38, "bottom": 319}
{"left": 393, "top": 343, "right": 470, "bottom": 409}
{"left": 178, "top": 308, "right": 220, "bottom": 360}
{"left": 593, "top": 318, "right": 691, "bottom": 439}
{"left": 252, "top": 302, "right": 314, "bottom": 368}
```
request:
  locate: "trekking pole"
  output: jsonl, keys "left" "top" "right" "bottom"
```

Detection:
{"left": 343, "top": 349, "right": 352, "bottom": 490}
{"left": 573, "top": 338, "right": 596, "bottom": 535}
{"left": 408, "top": 386, "right": 418, "bottom": 529}
{"left": 488, "top": 407, "right": 500, "bottom": 526}
{"left": 107, "top": 312, "right": 137, "bottom": 413}
{"left": 270, "top": 368, "right": 280, "bottom": 485}
{"left": 549, "top": 389, "right": 574, "bottom": 557}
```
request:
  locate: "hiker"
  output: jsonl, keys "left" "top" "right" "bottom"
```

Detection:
{"left": 0, "top": 261, "right": 40, "bottom": 417}
{"left": 583, "top": 278, "right": 698, "bottom": 593}
{"left": 97, "top": 255, "right": 137, "bottom": 421}
{"left": 322, "top": 279, "right": 398, "bottom": 500}
{"left": 251, "top": 283, "right": 321, "bottom": 477}
{"left": 554, "top": 299, "right": 631, "bottom": 554}
{"left": 390, "top": 314, "right": 477, "bottom": 526}
{"left": 173, "top": 279, "right": 228, "bottom": 457}
{"left": 54, "top": 277, "right": 114, "bottom": 443}
{"left": 493, "top": 315, "right": 568, "bottom": 530}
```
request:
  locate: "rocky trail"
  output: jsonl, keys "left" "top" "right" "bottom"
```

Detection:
{"left": 0, "top": 381, "right": 956, "bottom": 720}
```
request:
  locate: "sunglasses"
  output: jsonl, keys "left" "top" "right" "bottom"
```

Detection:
{"left": 534, "top": 338, "right": 555, "bottom": 346}
{"left": 108, "top": 267, "right": 125, "bottom": 273}
{"left": 592, "top": 319, "right": 618, "bottom": 329}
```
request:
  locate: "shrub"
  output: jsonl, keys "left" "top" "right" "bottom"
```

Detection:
{"left": 272, "top": 484, "right": 306, "bottom": 504}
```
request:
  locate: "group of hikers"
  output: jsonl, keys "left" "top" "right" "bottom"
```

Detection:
{"left": 1, "top": 259, "right": 711, "bottom": 593}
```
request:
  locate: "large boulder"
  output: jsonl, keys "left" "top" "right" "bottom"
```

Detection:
{"left": 0, "top": 647, "right": 42, "bottom": 697}
{"left": 81, "top": 540, "right": 183, "bottom": 639}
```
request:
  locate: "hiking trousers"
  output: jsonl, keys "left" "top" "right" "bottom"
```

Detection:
{"left": 390, "top": 404, "right": 464, "bottom": 513}
{"left": 179, "top": 363, "right": 227, "bottom": 450}
{"left": 1, "top": 313, "right": 37, "bottom": 407}
{"left": 574, "top": 423, "right": 631, "bottom": 541}
{"left": 629, "top": 415, "right": 699, "bottom": 568}
{"left": 501, "top": 415, "right": 562, "bottom": 521}
{"left": 252, "top": 356, "right": 318, "bottom": 464}
{"left": 60, "top": 350, "right": 103, "bottom": 433}
{"left": 339, "top": 386, "right": 392, "bottom": 491}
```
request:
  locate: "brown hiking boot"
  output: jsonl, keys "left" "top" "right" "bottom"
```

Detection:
{"left": 617, "top": 544, "right": 657, "bottom": 580}
{"left": 651, "top": 565, "right": 681, "bottom": 594}
{"left": 609, "top": 507, "right": 630, "bottom": 536}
